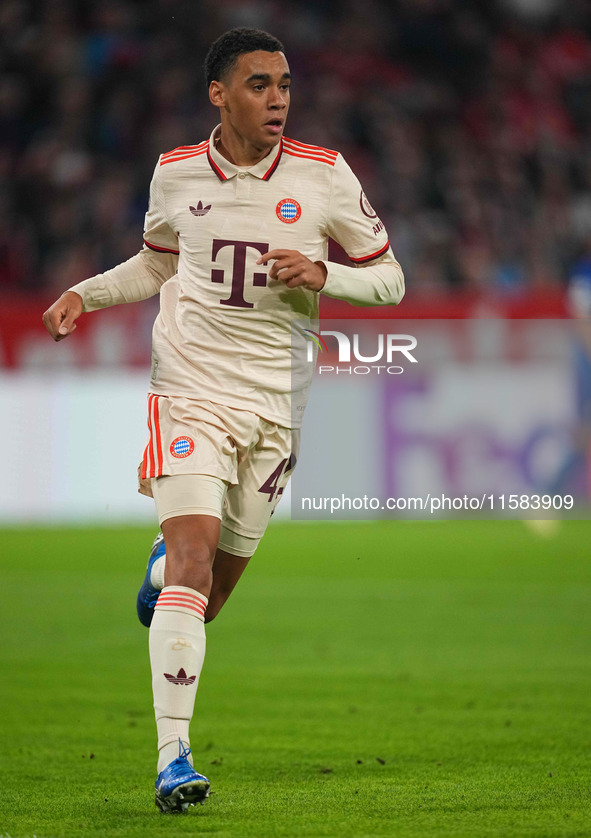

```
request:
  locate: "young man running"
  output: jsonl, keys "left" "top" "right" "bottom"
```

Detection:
{"left": 43, "top": 27, "right": 404, "bottom": 812}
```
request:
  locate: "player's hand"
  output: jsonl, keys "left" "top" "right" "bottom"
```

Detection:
{"left": 257, "top": 250, "right": 327, "bottom": 291}
{"left": 42, "top": 290, "right": 84, "bottom": 341}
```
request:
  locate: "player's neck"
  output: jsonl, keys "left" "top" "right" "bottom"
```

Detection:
{"left": 215, "top": 128, "right": 274, "bottom": 168}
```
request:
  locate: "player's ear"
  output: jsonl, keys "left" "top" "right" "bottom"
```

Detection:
{"left": 209, "top": 80, "right": 225, "bottom": 109}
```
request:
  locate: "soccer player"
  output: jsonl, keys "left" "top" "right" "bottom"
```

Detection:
{"left": 42, "top": 27, "right": 405, "bottom": 812}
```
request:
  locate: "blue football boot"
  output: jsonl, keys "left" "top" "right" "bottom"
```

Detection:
{"left": 155, "top": 740, "right": 210, "bottom": 813}
{"left": 136, "top": 532, "right": 165, "bottom": 627}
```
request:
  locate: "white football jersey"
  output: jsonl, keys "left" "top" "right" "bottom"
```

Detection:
{"left": 68, "top": 124, "right": 403, "bottom": 428}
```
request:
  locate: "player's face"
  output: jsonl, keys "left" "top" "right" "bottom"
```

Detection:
{"left": 214, "top": 50, "right": 291, "bottom": 150}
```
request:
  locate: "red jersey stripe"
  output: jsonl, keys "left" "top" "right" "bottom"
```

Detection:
{"left": 349, "top": 241, "right": 390, "bottom": 264}
{"left": 161, "top": 148, "right": 208, "bottom": 161}
{"left": 282, "top": 143, "right": 337, "bottom": 162}
{"left": 162, "top": 142, "right": 208, "bottom": 157}
{"left": 283, "top": 137, "right": 338, "bottom": 158}
{"left": 160, "top": 149, "right": 208, "bottom": 166}
{"left": 144, "top": 239, "right": 179, "bottom": 255}
{"left": 283, "top": 148, "right": 336, "bottom": 166}
{"left": 283, "top": 148, "right": 337, "bottom": 164}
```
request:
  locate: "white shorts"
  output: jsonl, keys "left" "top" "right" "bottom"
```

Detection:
{"left": 139, "top": 395, "right": 298, "bottom": 547}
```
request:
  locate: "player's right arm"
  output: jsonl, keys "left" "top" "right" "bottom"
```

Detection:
{"left": 43, "top": 289, "right": 84, "bottom": 341}
{"left": 42, "top": 157, "right": 179, "bottom": 341}
{"left": 42, "top": 246, "right": 177, "bottom": 340}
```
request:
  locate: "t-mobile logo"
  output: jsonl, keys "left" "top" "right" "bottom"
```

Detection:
{"left": 211, "top": 239, "right": 269, "bottom": 308}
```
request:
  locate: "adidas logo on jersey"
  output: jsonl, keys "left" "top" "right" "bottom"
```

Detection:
{"left": 189, "top": 201, "right": 211, "bottom": 216}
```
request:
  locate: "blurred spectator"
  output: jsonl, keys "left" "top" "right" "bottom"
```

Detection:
{"left": 1, "top": 0, "right": 591, "bottom": 295}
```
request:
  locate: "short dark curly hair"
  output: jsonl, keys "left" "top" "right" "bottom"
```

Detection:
{"left": 205, "top": 28, "right": 285, "bottom": 87}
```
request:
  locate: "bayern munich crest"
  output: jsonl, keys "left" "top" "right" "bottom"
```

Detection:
{"left": 276, "top": 198, "right": 301, "bottom": 224}
{"left": 170, "top": 436, "right": 195, "bottom": 458}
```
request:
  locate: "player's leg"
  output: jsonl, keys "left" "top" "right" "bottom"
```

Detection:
{"left": 139, "top": 425, "right": 297, "bottom": 630}
{"left": 139, "top": 397, "right": 251, "bottom": 810}
{"left": 140, "top": 433, "right": 296, "bottom": 627}
{"left": 149, "top": 474, "right": 227, "bottom": 812}
{"left": 205, "top": 422, "right": 298, "bottom": 620}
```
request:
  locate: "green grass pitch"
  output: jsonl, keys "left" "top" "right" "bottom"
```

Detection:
{"left": 1, "top": 520, "right": 590, "bottom": 837}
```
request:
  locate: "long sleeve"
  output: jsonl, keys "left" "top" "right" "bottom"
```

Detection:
{"left": 320, "top": 248, "right": 404, "bottom": 306}
{"left": 68, "top": 247, "right": 178, "bottom": 311}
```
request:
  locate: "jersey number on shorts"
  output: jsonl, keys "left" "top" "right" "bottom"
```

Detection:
{"left": 258, "top": 454, "right": 297, "bottom": 503}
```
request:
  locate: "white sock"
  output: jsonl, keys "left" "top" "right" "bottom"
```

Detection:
{"left": 149, "top": 586, "right": 208, "bottom": 773}
{"left": 150, "top": 555, "right": 166, "bottom": 590}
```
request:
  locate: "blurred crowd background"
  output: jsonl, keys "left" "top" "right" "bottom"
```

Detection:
{"left": 2, "top": 0, "right": 591, "bottom": 299}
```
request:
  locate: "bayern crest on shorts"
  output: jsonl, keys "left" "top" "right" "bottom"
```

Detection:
{"left": 276, "top": 198, "right": 301, "bottom": 223}
{"left": 170, "top": 436, "right": 195, "bottom": 458}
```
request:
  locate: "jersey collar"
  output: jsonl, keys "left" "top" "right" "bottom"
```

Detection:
{"left": 207, "top": 125, "right": 283, "bottom": 182}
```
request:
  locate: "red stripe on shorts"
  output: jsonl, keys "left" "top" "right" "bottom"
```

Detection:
{"left": 148, "top": 395, "right": 156, "bottom": 478}
{"left": 153, "top": 395, "right": 163, "bottom": 477}
{"left": 141, "top": 394, "right": 164, "bottom": 479}
{"left": 141, "top": 395, "right": 153, "bottom": 479}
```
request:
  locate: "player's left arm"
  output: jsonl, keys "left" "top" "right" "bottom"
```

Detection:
{"left": 259, "top": 155, "right": 404, "bottom": 306}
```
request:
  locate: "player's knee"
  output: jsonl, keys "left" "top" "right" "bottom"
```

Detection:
{"left": 165, "top": 540, "right": 214, "bottom": 590}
